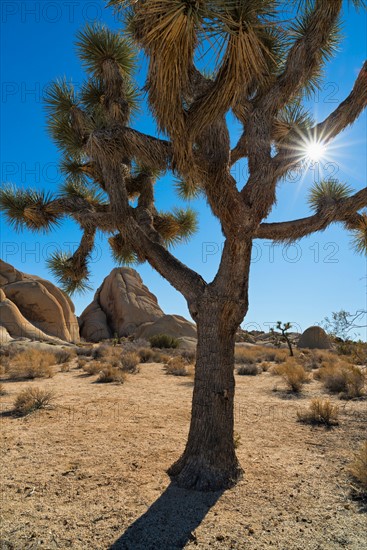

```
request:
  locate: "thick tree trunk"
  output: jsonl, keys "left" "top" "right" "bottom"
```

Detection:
{"left": 167, "top": 300, "right": 244, "bottom": 491}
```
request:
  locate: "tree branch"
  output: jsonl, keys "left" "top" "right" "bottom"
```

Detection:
{"left": 273, "top": 61, "right": 367, "bottom": 178}
{"left": 255, "top": 187, "right": 367, "bottom": 241}
{"left": 261, "top": 0, "right": 343, "bottom": 113}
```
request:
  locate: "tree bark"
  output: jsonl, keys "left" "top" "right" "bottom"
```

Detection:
{"left": 168, "top": 299, "right": 243, "bottom": 491}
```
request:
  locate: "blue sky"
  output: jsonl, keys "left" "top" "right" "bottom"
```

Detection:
{"left": 1, "top": 1, "right": 366, "bottom": 339}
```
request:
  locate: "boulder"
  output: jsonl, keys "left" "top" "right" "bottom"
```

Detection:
{"left": 298, "top": 326, "right": 331, "bottom": 350}
{"left": 79, "top": 268, "right": 197, "bottom": 342}
{"left": 135, "top": 314, "right": 197, "bottom": 340}
{"left": 0, "top": 260, "right": 79, "bottom": 343}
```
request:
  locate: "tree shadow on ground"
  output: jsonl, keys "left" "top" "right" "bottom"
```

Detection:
{"left": 109, "top": 483, "right": 223, "bottom": 550}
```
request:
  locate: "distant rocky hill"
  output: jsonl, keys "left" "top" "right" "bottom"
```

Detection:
{"left": 0, "top": 260, "right": 79, "bottom": 343}
{"left": 79, "top": 268, "right": 197, "bottom": 342}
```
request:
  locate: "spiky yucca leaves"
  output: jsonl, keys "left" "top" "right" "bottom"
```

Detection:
{"left": 108, "top": 233, "right": 142, "bottom": 265}
{"left": 60, "top": 180, "right": 107, "bottom": 207}
{"left": 188, "top": 0, "right": 282, "bottom": 135}
{"left": 286, "top": 6, "right": 343, "bottom": 99}
{"left": 350, "top": 212, "right": 367, "bottom": 255}
{"left": 308, "top": 180, "right": 352, "bottom": 211}
{"left": 175, "top": 177, "right": 202, "bottom": 200}
{"left": 129, "top": 1, "right": 203, "bottom": 148}
{"left": 47, "top": 251, "right": 92, "bottom": 294}
{"left": 45, "top": 80, "right": 91, "bottom": 160}
{"left": 0, "top": 185, "right": 60, "bottom": 232}
{"left": 76, "top": 25, "right": 137, "bottom": 124}
{"left": 80, "top": 78, "right": 140, "bottom": 125}
{"left": 273, "top": 102, "right": 314, "bottom": 143}
{"left": 76, "top": 24, "right": 136, "bottom": 79}
{"left": 154, "top": 208, "right": 198, "bottom": 245}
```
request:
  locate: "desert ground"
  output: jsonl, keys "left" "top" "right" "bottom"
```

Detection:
{"left": 0, "top": 346, "right": 366, "bottom": 550}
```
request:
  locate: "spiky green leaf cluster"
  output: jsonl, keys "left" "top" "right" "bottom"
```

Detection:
{"left": 350, "top": 212, "right": 367, "bottom": 255}
{"left": 0, "top": 185, "right": 60, "bottom": 232}
{"left": 45, "top": 80, "right": 87, "bottom": 160}
{"left": 155, "top": 208, "right": 198, "bottom": 245}
{"left": 174, "top": 178, "right": 202, "bottom": 200}
{"left": 47, "top": 251, "right": 92, "bottom": 295}
{"left": 60, "top": 180, "right": 107, "bottom": 206}
{"left": 308, "top": 180, "right": 352, "bottom": 212}
{"left": 274, "top": 102, "right": 314, "bottom": 143}
{"left": 287, "top": 7, "right": 343, "bottom": 98}
{"left": 75, "top": 23, "right": 136, "bottom": 78}
{"left": 108, "top": 233, "right": 142, "bottom": 265}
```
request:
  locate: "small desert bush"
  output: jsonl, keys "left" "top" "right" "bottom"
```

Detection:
{"left": 275, "top": 360, "right": 309, "bottom": 392}
{"left": 60, "top": 363, "right": 71, "bottom": 372}
{"left": 54, "top": 349, "right": 76, "bottom": 364}
{"left": 92, "top": 343, "right": 116, "bottom": 360}
{"left": 149, "top": 334, "right": 179, "bottom": 349}
{"left": 83, "top": 361, "right": 103, "bottom": 376}
{"left": 119, "top": 352, "right": 140, "bottom": 374}
{"left": 164, "top": 357, "right": 193, "bottom": 377}
{"left": 179, "top": 349, "right": 196, "bottom": 364}
{"left": 349, "top": 441, "right": 367, "bottom": 498}
{"left": 97, "top": 366, "right": 126, "bottom": 384}
{"left": 317, "top": 363, "right": 366, "bottom": 398}
{"left": 14, "top": 387, "right": 55, "bottom": 416}
{"left": 235, "top": 345, "right": 287, "bottom": 365}
{"left": 8, "top": 349, "right": 56, "bottom": 380}
{"left": 259, "top": 361, "right": 271, "bottom": 372}
{"left": 137, "top": 348, "right": 166, "bottom": 363}
{"left": 237, "top": 364, "right": 259, "bottom": 376}
{"left": 76, "top": 346, "right": 94, "bottom": 357}
{"left": 297, "top": 398, "right": 339, "bottom": 426}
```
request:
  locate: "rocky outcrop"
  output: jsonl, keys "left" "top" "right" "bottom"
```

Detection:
{"left": 298, "top": 326, "right": 331, "bottom": 349}
{"left": 0, "top": 260, "right": 79, "bottom": 343}
{"left": 79, "top": 268, "right": 196, "bottom": 342}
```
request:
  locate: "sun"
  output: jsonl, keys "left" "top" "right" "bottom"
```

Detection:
{"left": 305, "top": 140, "right": 326, "bottom": 162}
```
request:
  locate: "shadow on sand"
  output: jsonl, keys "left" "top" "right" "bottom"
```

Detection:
{"left": 109, "top": 483, "right": 223, "bottom": 550}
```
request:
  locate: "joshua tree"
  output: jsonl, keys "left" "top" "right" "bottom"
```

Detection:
{"left": 1, "top": 0, "right": 367, "bottom": 490}
{"left": 271, "top": 321, "right": 294, "bottom": 356}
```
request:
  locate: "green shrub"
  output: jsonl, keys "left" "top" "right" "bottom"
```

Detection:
{"left": 149, "top": 334, "right": 179, "bottom": 349}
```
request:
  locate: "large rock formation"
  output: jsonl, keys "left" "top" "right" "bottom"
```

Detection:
{"left": 298, "top": 326, "right": 331, "bottom": 350}
{"left": 0, "top": 260, "right": 79, "bottom": 343}
{"left": 79, "top": 268, "right": 197, "bottom": 342}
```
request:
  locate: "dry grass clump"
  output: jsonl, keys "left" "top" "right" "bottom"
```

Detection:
{"left": 316, "top": 362, "right": 366, "bottom": 398}
{"left": 7, "top": 349, "right": 56, "bottom": 380}
{"left": 82, "top": 361, "right": 103, "bottom": 376}
{"left": 149, "top": 334, "right": 179, "bottom": 349}
{"left": 164, "top": 357, "right": 194, "bottom": 377}
{"left": 118, "top": 352, "right": 140, "bottom": 374}
{"left": 235, "top": 345, "right": 287, "bottom": 365}
{"left": 273, "top": 359, "right": 309, "bottom": 392}
{"left": 76, "top": 346, "right": 94, "bottom": 357}
{"left": 13, "top": 387, "right": 55, "bottom": 416}
{"left": 259, "top": 361, "right": 271, "bottom": 372}
{"left": 236, "top": 364, "right": 259, "bottom": 376}
{"left": 349, "top": 441, "right": 367, "bottom": 499}
{"left": 0, "top": 383, "right": 7, "bottom": 396}
{"left": 92, "top": 344, "right": 117, "bottom": 360}
{"left": 54, "top": 349, "right": 76, "bottom": 364}
{"left": 97, "top": 366, "right": 126, "bottom": 384}
{"left": 297, "top": 398, "right": 339, "bottom": 426}
{"left": 137, "top": 347, "right": 170, "bottom": 363}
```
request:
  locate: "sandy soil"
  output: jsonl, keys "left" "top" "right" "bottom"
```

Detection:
{"left": 0, "top": 359, "right": 366, "bottom": 549}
